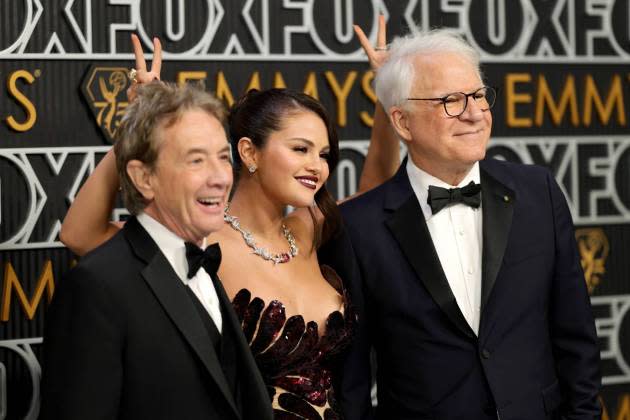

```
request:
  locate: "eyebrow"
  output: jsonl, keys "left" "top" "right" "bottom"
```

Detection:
{"left": 288, "top": 137, "right": 330, "bottom": 150}
{"left": 289, "top": 137, "right": 314, "bottom": 146}
{"left": 440, "top": 86, "right": 485, "bottom": 97}
{"left": 185, "top": 145, "right": 230, "bottom": 155}
{"left": 185, "top": 148, "right": 208, "bottom": 155}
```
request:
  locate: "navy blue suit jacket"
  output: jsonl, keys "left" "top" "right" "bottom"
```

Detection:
{"left": 320, "top": 158, "right": 601, "bottom": 420}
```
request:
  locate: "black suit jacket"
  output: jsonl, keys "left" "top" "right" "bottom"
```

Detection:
{"left": 320, "top": 158, "right": 601, "bottom": 420}
{"left": 42, "top": 217, "right": 272, "bottom": 420}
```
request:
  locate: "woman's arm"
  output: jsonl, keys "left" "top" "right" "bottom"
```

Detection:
{"left": 60, "top": 35, "right": 163, "bottom": 256}
{"left": 354, "top": 15, "right": 401, "bottom": 193}
{"left": 294, "top": 17, "right": 401, "bottom": 245}
{"left": 59, "top": 149, "right": 122, "bottom": 255}
{"left": 358, "top": 101, "right": 400, "bottom": 192}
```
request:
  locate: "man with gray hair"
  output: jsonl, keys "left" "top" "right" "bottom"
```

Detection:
{"left": 42, "top": 82, "right": 273, "bottom": 420}
{"left": 321, "top": 29, "right": 601, "bottom": 419}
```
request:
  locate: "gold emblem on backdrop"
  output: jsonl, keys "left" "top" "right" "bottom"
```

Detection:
{"left": 81, "top": 66, "right": 130, "bottom": 143}
{"left": 575, "top": 228, "right": 609, "bottom": 295}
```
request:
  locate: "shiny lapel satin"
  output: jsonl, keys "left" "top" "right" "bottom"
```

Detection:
{"left": 480, "top": 165, "right": 515, "bottom": 312}
{"left": 384, "top": 164, "right": 475, "bottom": 339}
{"left": 123, "top": 218, "right": 240, "bottom": 419}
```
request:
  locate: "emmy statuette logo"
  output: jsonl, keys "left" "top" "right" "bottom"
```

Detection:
{"left": 81, "top": 66, "right": 131, "bottom": 143}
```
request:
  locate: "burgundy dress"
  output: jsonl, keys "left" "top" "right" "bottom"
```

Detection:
{"left": 231, "top": 265, "right": 354, "bottom": 419}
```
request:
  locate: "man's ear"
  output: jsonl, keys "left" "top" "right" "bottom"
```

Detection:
{"left": 389, "top": 106, "right": 413, "bottom": 143}
{"left": 237, "top": 137, "right": 258, "bottom": 170}
{"left": 126, "top": 160, "right": 155, "bottom": 201}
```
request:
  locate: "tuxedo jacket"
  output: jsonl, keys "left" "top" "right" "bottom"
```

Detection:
{"left": 41, "top": 217, "right": 272, "bottom": 420}
{"left": 320, "top": 158, "right": 601, "bottom": 420}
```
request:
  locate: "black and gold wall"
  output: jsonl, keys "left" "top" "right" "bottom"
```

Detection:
{"left": 1, "top": 1, "right": 629, "bottom": 419}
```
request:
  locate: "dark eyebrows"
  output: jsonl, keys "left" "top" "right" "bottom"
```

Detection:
{"left": 289, "top": 137, "right": 314, "bottom": 146}
{"left": 289, "top": 137, "right": 330, "bottom": 152}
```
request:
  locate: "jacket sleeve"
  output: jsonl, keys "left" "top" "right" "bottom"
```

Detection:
{"left": 546, "top": 170, "right": 602, "bottom": 419}
{"left": 319, "top": 226, "right": 375, "bottom": 420}
{"left": 41, "top": 264, "right": 124, "bottom": 420}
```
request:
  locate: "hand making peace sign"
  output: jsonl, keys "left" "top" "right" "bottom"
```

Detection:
{"left": 353, "top": 14, "right": 389, "bottom": 71}
{"left": 127, "top": 33, "right": 163, "bottom": 102}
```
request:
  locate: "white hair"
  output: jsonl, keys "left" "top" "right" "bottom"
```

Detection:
{"left": 374, "top": 28, "right": 482, "bottom": 111}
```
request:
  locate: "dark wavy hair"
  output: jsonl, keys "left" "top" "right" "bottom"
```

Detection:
{"left": 228, "top": 88, "right": 341, "bottom": 248}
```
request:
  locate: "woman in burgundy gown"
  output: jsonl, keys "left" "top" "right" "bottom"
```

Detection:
{"left": 59, "top": 19, "right": 393, "bottom": 419}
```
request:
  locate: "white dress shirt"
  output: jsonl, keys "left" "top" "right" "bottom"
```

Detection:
{"left": 406, "top": 159, "right": 483, "bottom": 334}
{"left": 137, "top": 213, "right": 223, "bottom": 333}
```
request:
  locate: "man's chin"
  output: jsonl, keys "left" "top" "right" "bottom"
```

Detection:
{"left": 196, "top": 219, "right": 225, "bottom": 238}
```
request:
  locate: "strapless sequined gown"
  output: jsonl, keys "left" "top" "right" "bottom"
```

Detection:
{"left": 231, "top": 265, "right": 354, "bottom": 419}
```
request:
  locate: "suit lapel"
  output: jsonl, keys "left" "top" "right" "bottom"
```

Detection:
{"left": 123, "top": 218, "right": 240, "bottom": 419}
{"left": 480, "top": 163, "right": 515, "bottom": 312}
{"left": 212, "top": 272, "right": 270, "bottom": 410}
{"left": 384, "top": 164, "right": 475, "bottom": 339}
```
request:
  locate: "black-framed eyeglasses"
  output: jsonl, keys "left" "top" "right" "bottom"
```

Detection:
{"left": 407, "top": 86, "right": 497, "bottom": 117}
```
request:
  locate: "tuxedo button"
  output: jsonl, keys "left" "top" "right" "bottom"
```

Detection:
{"left": 481, "top": 349, "right": 491, "bottom": 359}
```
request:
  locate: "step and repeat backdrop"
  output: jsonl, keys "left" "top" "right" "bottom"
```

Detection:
{"left": 1, "top": 1, "right": 630, "bottom": 419}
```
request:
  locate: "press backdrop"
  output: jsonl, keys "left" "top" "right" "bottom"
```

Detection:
{"left": 1, "top": 1, "right": 629, "bottom": 419}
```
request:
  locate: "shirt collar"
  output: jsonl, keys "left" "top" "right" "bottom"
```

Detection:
{"left": 136, "top": 213, "right": 206, "bottom": 282}
{"left": 406, "top": 159, "right": 481, "bottom": 220}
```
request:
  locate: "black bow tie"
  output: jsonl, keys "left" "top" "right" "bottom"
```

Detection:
{"left": 427, "top": 181, "right": 481, "bottom": 214}
{"left": 185, "top": 242, "right": 222, "bottom": 279}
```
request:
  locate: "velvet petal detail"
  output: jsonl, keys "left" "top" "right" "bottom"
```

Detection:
{"left": 231, "top": 288, "right": 251, "bottom": 322}
{"left": 256, "top": 315, "right": 305, "bottom": 374}
{"left": 241, "top": 296, "right": 265, "bottom": 344}
{"left": 250, "top": 300, "right": 286, "bottom": 355}
{"left": 278, "top": 393, "right": 322, "bottom": 420}
{"left": 231, "top": 265, "right": 355, "bottom": 419}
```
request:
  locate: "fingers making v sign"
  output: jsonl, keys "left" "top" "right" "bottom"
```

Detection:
{"left": 353, "top": 14, "right": 389, "bottom": 71}
{"left": 127, "top": 34, "right": 163, "bottom": 102}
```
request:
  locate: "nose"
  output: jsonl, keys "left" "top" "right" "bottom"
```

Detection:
{"left": 459, "top": 97, "right": 486, "bottom": 122}
{"left": 207, "top": 158, "right": 233, "bottom": 189}
{"left": 306, "top": 152, "right": 322, "bottom": 175}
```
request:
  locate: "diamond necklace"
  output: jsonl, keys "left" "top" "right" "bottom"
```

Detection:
{"left": 223, "top": 204, "right": 298, "bottom": 264}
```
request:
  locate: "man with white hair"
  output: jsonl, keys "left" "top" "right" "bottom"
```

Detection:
{"left": 321, "top": 29, "right": 601, "bottom": 420}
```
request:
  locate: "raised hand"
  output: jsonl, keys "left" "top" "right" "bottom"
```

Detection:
{"left": 353, "top": 14, "right": 400, "bottom": 194}
{"left": 127, "top": 34, "right": 163, "bottom": 102}
{"left": 354, "top": 14, "right": 388, "bottom": 71}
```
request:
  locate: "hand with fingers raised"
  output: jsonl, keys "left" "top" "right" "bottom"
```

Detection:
{"left": 354, "top": 14, "right": 389, "bottom": 71}
{"left": 127, "top": 34, "right": 163, "bottom": 102}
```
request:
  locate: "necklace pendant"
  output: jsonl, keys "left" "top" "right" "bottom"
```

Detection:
{"left": 224, "top": 203, "right": 299, "bottom": 265}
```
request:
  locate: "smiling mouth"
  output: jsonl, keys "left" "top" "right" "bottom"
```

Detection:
{"left": 455, "top": 128, "right": 484, "bottom": 137}
{"left": 295, "top": 176, "right": 318, "bottom": 190}
{"left": 197, "top": 197, "right": 224, "bottom": 209}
